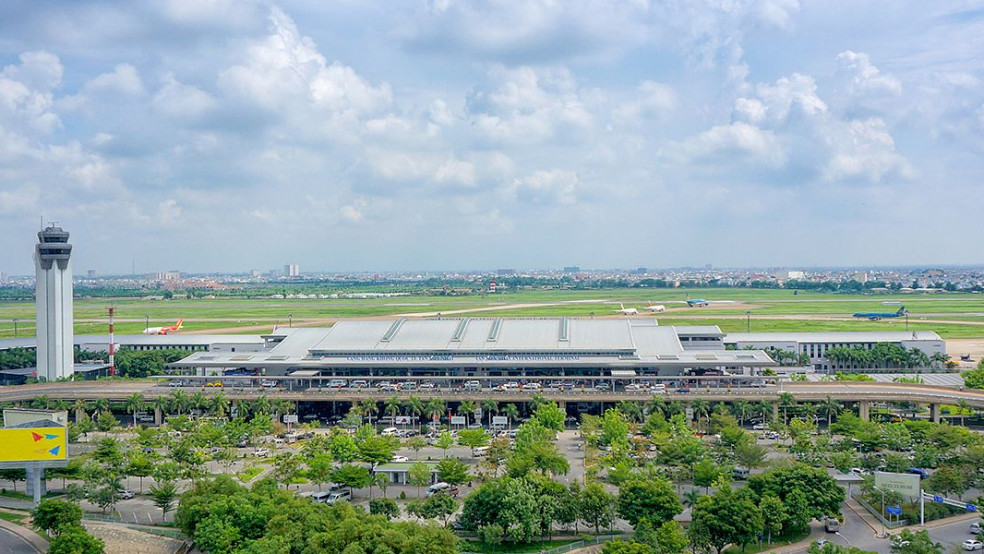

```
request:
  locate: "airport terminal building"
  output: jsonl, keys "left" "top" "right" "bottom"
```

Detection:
{"left": 723, "top": 331, "right": 946, "bottom": 373}
{"left": 168, "top": 318, "right": 774, "bottom": 378}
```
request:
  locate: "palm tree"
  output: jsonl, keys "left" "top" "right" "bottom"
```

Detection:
{"left": 72, "top": 399, "right": 90, "bottom": 419}
{"left": 757, "top": 400, "right": 774, "bottom": 424}
{"left": 616, "top": 401, "right": 644, "bottom": 423}
{"left": 254, "top": 396, "right": 271, "bottom": 417}
{"left": 31, "top": 395, "right": 52, "bottom": 410}
{"left": 778, "top": 393, "right": 795, "bottom": 424}
{"left": 209, "top": 393, "right": 230, "bottom": 419}
{"left": 359, "top": 399, "right": 379, "bottom": 426}
{"left": 683, "top": 489, "right": 702, "bottom": 509}
{"left": 384, "top": 396, "right": 402, "bottom": 423}
{"left": 233, "top": 399, "right": 250, "bottom": 420}
{"left": 957, "top": 399, "right": 972, "bottom": 426}
{"left": 690, "top": 399, "right": 710, "bottom": 428}
{"left": 424, "top": 398, "right": 445, "bottom": 427}
{"left": 190, "top": 392, "right": 208, "bottom": 415}
{"left": 458, "top": 401, "right": 477, "bottom": 426}
{"left": 731, "top": 400, "right": 751, "bottom": 426}
{"left": 930, "top": 352, "right": 949, "bottom": 370}
{"left": 93, "top": 398, "right": 110, "bottom": 415}
{"left": 820, "top": 396, "right": 841, "bottom": 430}
{"left": 405, "top": 397, "right": 424, "bottom": 429}
{"left": 646, "top": 396, "right": 667, "bottom": 417}
{"left": 124, "top": 393, "right": 145, "bottom": 428}
{"left": 501, "top": 403, "right": 519, "bottom": 429}
{"left": 482, "top": 399, "right": 500, "bottom": 427}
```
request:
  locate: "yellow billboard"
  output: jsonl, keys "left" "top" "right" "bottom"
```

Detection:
{"left": 0, "top": 427, "right": 68, "bottom": 462}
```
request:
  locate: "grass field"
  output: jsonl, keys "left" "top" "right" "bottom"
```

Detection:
{"left": 2, "top": 288, "right": 984, "bottom": 339}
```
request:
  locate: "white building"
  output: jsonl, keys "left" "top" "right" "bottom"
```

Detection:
{"left": 34, "top": 226, "right": 74, "bottom": 381}
{"left": 724, "top": 331, "right": 946, "bottom": 373}
{"left": 284, "top": 264, "right": 300, "bottom": 277}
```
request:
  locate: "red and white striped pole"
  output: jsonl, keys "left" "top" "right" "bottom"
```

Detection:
{"left": 108, "top": 307, "right": 115, "bottom": 377}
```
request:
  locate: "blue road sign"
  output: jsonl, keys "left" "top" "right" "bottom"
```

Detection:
{"left": 933, "top": 495, "right": 944, "bottom": 503}
{"left": 886, "top": 506, "right": 903, "bottom": 515}
{"left": 967, "top": 504, "right": 978, "bottom": 512}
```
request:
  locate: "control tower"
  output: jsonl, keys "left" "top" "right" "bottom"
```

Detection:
{"left": 34, "top": 225, "right": 73, "bottom": 381}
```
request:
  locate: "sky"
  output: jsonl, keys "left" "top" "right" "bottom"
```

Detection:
{"left": 1, "top": 0, "right": 983, "bottom": 275}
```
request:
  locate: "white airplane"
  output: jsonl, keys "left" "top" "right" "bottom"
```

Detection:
{"left": 615, "top": 303, "right": 638, "bottom": 315}
{"left": 143, "top": 318, "right": 184, "bottom": 335}
{"left": 645, "top": 302, "right": 666, "bottom": 312}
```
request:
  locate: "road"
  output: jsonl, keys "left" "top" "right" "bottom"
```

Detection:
{"left": 0, "top": 526, "right": 40, "bottom": 554}
{"left": 784, "top": 508, "right": 980, "bottom": 553}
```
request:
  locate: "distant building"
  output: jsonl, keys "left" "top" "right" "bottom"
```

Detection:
{"left": 34, "top": 225, "right": 74, "bottom": 381}
{"left": 786, "top": 270, "right": 805, "bottom": 280}
{"left": 86, "top": 269, "right": 97, "bottom": 279}
{"left": 284, "top": 264, "right": 300, "bottom": 277}
{"left": 563, "top": 266, "right": 580, "bottom": 273}
{"left": 724, "top": 331, "right": 945, "bottom": 373}
{"left": 156, "top": 271, "right": 181, "bottom": 281}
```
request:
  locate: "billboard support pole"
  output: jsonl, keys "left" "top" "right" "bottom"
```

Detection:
{"left": 920, "top": 487, "right": 924, "bottom": 526}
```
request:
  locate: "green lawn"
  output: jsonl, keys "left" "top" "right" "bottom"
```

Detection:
{"left": 723, "top": 528, "right": 811, "bottom": 553}
{"left": 0, "top": 510, "right": 28, "bottom": 525}
{"left": 4, "top": 287, "right": 984, "bottom": 338}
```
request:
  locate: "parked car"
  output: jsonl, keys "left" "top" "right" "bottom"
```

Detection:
{"left": 624, "top": 383, "right": 647, "bottom": 392}
{"left": 168, "top": 380, "right": 185, "bottom": 387}
{"left": 325, "top": 490, "right": 352, "bottom": 505}
{"left": 676, "top": 387, "right": 691, "bottom": 394}
{"left": 119, "top": 490, "right": 135, "bottom": 499}
{"left": 463, "top": 380, "right": 481, "bottom": 391}
{"left": 260, "top": 380, "right": 278, "bottom": 388}
{"left": 752, "top": 423, "right": 769, "bottom": 431}
{"left": 378, "top": 382, "right": 398, "bottom": 392}
{"left": 426, "top": 482, "right": 459, "bottom": 497}
{"left": 963, "top": 539, "right": 983, "bottom": 551}
{"left": 391, "top": 455, "right": 409, "bottom": 463}
{"left": 253, "top": 448, "right": 270, "bottom": 457}
{"left": 381, "top": 427, "right": 399, "bottom": 436}
{"left": 419, "top": 382, "right": 436, "bottom": 390}
{"left": 350, "top": 380, "right": 368, "bottom": 389}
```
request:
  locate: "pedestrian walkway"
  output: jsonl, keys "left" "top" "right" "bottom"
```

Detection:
{"left": 845, "top": 498, "right": 883, "bottom": 537}
{"left": 0, "top": 513, "right": 49, "bottom": 554}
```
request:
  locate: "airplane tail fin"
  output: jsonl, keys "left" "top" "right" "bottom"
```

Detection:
{"left": 175, "top": 318, "right": 184, "bottom": 329}
{"left": 898, "top": 306, "right": 906, "bottom": 315}
{"left": 620, "top": 303, "right": 625, "bottom": 309}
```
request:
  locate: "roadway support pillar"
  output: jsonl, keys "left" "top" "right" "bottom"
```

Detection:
{"left": 929, "top": 403, "right": 941, "bottom": 423}
{"left": 75, "top": 407, "right": 84, "bottom": 423}
{"left": 154, "top": 406, "right": 163, "bottom": 426}
{"left": 558, "top": 401, "right": 567, "bottom": 417}
{"left": 858, "top": 400, "right": 870, "bottom": 422}
{"left": 26, "top": 465, "right": 44, "bottom": 507}
{"left": 772, "top": 403, "right": 779, "bottom": 423}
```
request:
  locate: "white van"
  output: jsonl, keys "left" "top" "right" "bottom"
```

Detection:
{"left": 327, "top": 379, "right": 347, "bottom": 388}
{"left": 381, "top": 427, "right": 399, "bottom": 436}
{"left": 651, "top": 383, "right": 667, "bottom": 394}
{"left": 473, "top": 446, "right": 490, "bottom": 457}
{"left": 311, "top": 491, "right": 332, "bottom": 503}
{"left": 463, "top": 380, "right": 481, "bottom": 391}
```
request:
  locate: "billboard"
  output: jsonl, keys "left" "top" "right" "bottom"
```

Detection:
{"left": 283, "top": 414, "right": 298, "bottom": 424}
{"left": 874, "top": 471, "right": 920, "bottom": 497}
{"left": 492, "top": 416, "right": 508, "bottom": 426}
{"left": 0, "top": 428, "right": 67, "bottom": 462}
{"left": 450, "top": 416, "right": 466, "bottom": 426}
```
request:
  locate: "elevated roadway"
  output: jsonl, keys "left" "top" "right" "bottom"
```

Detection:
{"left": 2, "top": 381, "right": 983, "bottom": 419}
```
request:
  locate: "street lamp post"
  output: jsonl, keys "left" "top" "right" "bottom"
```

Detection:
{"left": 746, "top": 311, "right": 751, "bottom": 332}
{"left": 287, "top": 314, "right": 293, "bottom": 328}
{"left": 144, "top": 315, "right": 149, "bottom": 331}
{"left": 12, "top": 318, "right": 17, "bottom": 338}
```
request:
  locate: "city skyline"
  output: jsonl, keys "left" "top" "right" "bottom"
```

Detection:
{"left": 1, "top": 1, "right": 983, "bottom": 273}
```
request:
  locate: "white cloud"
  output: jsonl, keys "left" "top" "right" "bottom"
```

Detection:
{"left": 510, "top": 169, "right": 579, "bottom": 206}
{"left": 836, "top": 51, "right": 902, "bottom": 97}
{"left": 152, "top": 75, "right": 216, "bottom": 121}
{"left": 824, "top": 118, "right": 914, "bottom": 182}
{"left": 668, "top": 121, "right": 786, "bottom": 168}
{"left": 613, "top": 80, "right": 675, "bottom": 124}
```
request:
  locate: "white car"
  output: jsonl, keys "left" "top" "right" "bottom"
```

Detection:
{"left": 419, "top": 382, "right": 436, "bottom": 390}
{"left": 391, "top": 455, "right": 409, "bottom": 463}
{"left": 378, "top": 382, "right": 398, "bottom": 392}
{"left": 964, "top": 540, "right": 984, "bottom": 551}
{"left": 815, "top": 539, "right": 829, "bottom": 548}
{"left": 752, "top": 423, "right": 769, "bottom": 431}
{"left": 521, "top": 383, "right": 541, "bottom": 391}
{"left": 253, "top": 448, "right": 270, "bottom": 457}
{"left": 119, "top": 490, "right": 135, "bottom": 499}
{"left": 381, "top": 427, "right": 399, "bottom": 436}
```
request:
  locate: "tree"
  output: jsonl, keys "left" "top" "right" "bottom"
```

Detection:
{"left": 436, "top": 430, "right": 454, "bottom": 457}
{"left": 925, "top": 465, "right": 971, "bottom": 500}
{"left": 369, "top": 498, "right": 400, "bottom": 519}
{"left": 358, "top": 399, "right": 378, "bottom": 426}
{"left": 328, "top": 431, "right": 359, "bottom": 463}
{"left": 306, "top": 453, "right": 334, "bottom": 492}
{"left": 759, "top": 495, "right": 786, "bottom": 545}
{"left": 272, "top": 452, "right": 300, "bottom": 489}
{"left": 580, "top": 483, "right": 617, "bottom": 535}
{"left": 357, "top": 434, "right": 400, "bottom": 467}
{"left": 96, "top": 410, "right": 118, "bottom": 432}
{"left": 47, "top": 524, "right": 105, "bottom": 554}
{"left": 124, "top": 393, "right": 145, "bottom": 428}
{"left": 693, "top": 459, "right": 723, "bottom": 493}
{"left": 533, "top": 402, "right": 566, "bottom": 431}
{"left": 746, "top": 464, "right": 845, "bottom": 524}
{"left": 149, "top": 481, "right": 178, "bottom": 521}
{"left": 458, "top": 401, "right": 477, "bottom": 426}
{"left": 483, "top": 399, "right": 500, "bottom": 427}
{"left": 458, "top": 428, "right": 492, "bottom": 454}
{"left": 617, "top": 478, "right": 683, "bottom": 528}
{"left": 330, "top": 464, "right": 372, "bottom": 495}
{"left": 890, "top": 529, "right": 943, "bottom": 554}
{"left": 420, "top": 493, "right": 458, "bottom": 526}
{"left": 635, "top": 519, "right": 688, "bottom": 554}
{"left": 409, "top": 462, "right": 433, "bottom": 497}
{"left": 601, "top": 540, "right": 652, "bottom": 554}
{"left": 735, "top": 440, "right": 768, "bottom": 470}
{"left": 689, "top": 487, "right": 763, "bottom": 554}
{"left": 501, "top": 403, "right": 520, "bottom": 429}
{"left": 437, "top": 457, "right": 469, "bottom": 485}
{"left": 32, "top": 499, "right": 82, "bottom": 536}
